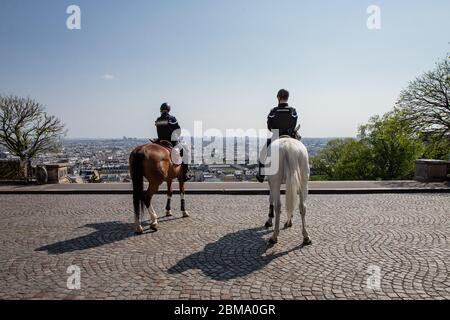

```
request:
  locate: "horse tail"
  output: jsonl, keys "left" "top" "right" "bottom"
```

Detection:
{"left": 130, "top": 150, "right": 145, "bottom": 216}
{"left": 284, "top": 139, "right": 308, "bottom": 214}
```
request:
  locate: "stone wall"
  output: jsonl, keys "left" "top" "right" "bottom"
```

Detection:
{"left": 414, "top": 159, "right": 450, "bottom": 182}
{"left": 45, "top": 164, "right": 69, "bottom": 184}
{"left": 0, "top": 160, "right": 27, "bottom": 182}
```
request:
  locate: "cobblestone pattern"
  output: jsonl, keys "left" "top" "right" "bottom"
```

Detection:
{"left": 0, "top": 194, "right": 449, "bottom": 300}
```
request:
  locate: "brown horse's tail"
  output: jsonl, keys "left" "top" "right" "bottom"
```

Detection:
{"left": 130, "top": 151, "right": 144, "bottom": 216}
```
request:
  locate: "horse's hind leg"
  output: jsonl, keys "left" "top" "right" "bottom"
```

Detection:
{"left": 299, "top": 187, "right": 311, "bottom": 245}
{"left": 285, "top": 191, "right": 294, "bottom": 229}
{"left": 134, "top": 201, "right": 143, "bottom": 235}
{"left": 265, "top": 191, "right": 274, "bottom": 228}
{"left": 144, "top": 183, "right": 160, "bottom": 231}
{"left": 269, "top": 186, "right": 281, "bottom": 244}
{"left": 148, "top": 200, "right": 158, "bottom": 231}
{"left": 144, "top": 194, "right": 158, "bottom": 231}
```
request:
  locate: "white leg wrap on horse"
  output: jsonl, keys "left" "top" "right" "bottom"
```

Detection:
{"left": 180, "top": 193, "right": 189, "bottom": 217}
{"left": 147, "top": 205, "right": 158, "bottom": 225}
{"left": 165, "top": 195, "right": 173, "bottom": 216}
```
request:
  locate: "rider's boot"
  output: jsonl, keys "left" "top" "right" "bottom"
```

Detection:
{"left": 182, "top": 163, "right": 192, "bottom": 182}
{"left": 256, "top": 161, "right": 265, "bottom": 183}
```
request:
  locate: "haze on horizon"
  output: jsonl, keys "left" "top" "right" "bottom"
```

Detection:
{"left": 1, "top": 0, "right": 449, "bottom": 139}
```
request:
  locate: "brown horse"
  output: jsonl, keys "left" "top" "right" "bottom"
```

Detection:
{"left": 129, "top": 142, "right": 189, "bottom": 235}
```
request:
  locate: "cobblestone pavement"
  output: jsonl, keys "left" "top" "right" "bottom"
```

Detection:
{"left": 0, "top": 194, "right": 449, "bottom": 300}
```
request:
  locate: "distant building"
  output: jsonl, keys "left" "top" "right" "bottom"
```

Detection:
{"left": 245, "top": 136, "right": 249, "bottom": 165}
{"left": 207, "top": 164, "right": 232, "bottom": 171}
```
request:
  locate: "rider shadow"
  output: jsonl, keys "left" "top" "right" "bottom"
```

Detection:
{"left": 35, "top": 221, "right": 136, "bottom": 255}
{"left": 168, "top": 226, "right": 303, "bottom": 281}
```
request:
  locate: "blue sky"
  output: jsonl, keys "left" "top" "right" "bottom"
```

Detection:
{"left": 0, "top": 0, "right": 449, "bottom": 138}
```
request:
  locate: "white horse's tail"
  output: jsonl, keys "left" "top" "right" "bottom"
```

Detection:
{"left": 282, "top": 139, "right": 309, "bottom": 214}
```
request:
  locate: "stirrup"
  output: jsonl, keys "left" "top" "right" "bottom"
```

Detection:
{"left": 256, "top": 169, "right": 265, "bottom": 183}
{"left": 256, "top": 161, "right": 265, "bottom": 183}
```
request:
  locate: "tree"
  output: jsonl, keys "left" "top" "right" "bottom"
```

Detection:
{"left": 420, "top": 133, "right": 450, "bottom": 160}
{"left": 312, "top": 139, "right": 375, "bottom": 180}
{"left": 310, "top": 138, "right": 352, "bottom": 179}
{"left": 312, "top": 111, "right": 424, "bottom": 180}
{"left": 333, "top": 139, "right": 375, "bottom": 180}
{"left": 312, "top": 56, "right": 449, "bottom": 180}
{"left": 397, "top": 56, "right": 450, "bottom": 140}
{"left": 358, "top": 111, "right": 425, "bottom": 179}
{"left": 0, "top": 95, "right": 66, "bottom": 165}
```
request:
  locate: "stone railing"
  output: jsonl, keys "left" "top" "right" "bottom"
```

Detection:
{"left": 37, "top": 163, "right": 70, "bottom": 184}
{"left": 414, "top": 159, "right": 450, "bottom": 182}
{"left": 0, "top": 160, "right": 70, "bottom": 184}
{"left": 0, "top": 160, "right": 28, "bottom": 182}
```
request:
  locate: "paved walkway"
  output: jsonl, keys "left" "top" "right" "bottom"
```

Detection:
{"left": 0, "top": 180, "right": 449, "bottom": 194}
{"left": 1, "top": 193, "right": 449, "bottom": 299}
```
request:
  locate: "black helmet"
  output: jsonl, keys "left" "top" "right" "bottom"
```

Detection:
{"left": 277, "top": 89, "right": 289, "bottom": 101}
{"left": 160, "top": 103, "right": 171, "bottom": 112}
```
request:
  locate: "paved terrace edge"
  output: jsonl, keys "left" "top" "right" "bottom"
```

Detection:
{"left": 0, "top": 181, "right": 449, "bottom": 195}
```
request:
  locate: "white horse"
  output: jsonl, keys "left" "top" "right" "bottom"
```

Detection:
{"left": 263, "top": 137, "right": 311, "bottom": 245}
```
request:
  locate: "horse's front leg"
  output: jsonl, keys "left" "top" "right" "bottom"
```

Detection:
{"left": 265, "top": 192, "right": 274, "bottom": 228}
{"left": 165, "top": 180, "right": 173, "bottom": 217}
{"left": 179, "top": 179, "right": 189, "bottom": 218}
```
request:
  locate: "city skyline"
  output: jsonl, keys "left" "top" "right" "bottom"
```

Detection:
{"left": 1, "top": 1, "right": 449, "bottom": 138}
{"left": 0, "top": 136, "right": 333, "bottom": 183}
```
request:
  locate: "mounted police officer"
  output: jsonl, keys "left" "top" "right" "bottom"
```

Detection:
{"left": 256, "top": 89, "right": 300, "bottom": 183}
{"left": 155, "top": 103, "right": 191, "bottom": 181}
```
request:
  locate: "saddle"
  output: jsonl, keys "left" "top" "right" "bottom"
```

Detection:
{"left": 149, "top": 139, "right": 183, "bottom": 165}
{"left": 149, "top": 139, "right": 173, "bottom": 150}
{"left": 279, "top": 132, "right": 301, "bottom": 140}
{"left": 280, "top": 125, "right": 302, "bottom": 140}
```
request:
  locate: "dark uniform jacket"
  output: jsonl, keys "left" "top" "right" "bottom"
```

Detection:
{"left": 155, "top": 113, "right": 181, "bottom": 145}
{"left": 267, "top": 103, "right": 298, "bottom": 137}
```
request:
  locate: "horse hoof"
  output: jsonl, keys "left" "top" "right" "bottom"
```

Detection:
{"left": 284, "top": 221, "right": 293, "bottom": 229}
{"left": 135, "top": 226, "right": 144, "bottom": 235}
{"left": 264, "top": 222, "right": 273, "bottom": 229}
{"left": 150, "top": 224, "right": 158, "bottom": 231}
{"left": 182, "top": 211, "right": 190, "bottom": 218}
{"left": 302, "top": 238, "right": 312, "bottom": 246}
{"left": 269, "top": 238, "right": 278, "bottom": 244}
{"left": 165, "top": 210, "right": 173, "bottom": 217}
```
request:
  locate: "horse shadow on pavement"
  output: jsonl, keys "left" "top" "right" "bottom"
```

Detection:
{"left": 35, "top": 217, "right": 192, "bottom": 255}
{"left": 168, "top": 226, "right": 304, "bottom": 281}
{"left": 35, "top": 221, "right": 136, "bottom": 255}
{"left": 35, "top": 218, "right": 176, "bottom": 255}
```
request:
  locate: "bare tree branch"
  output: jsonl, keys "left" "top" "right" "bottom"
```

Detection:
{"left": 0, "top": 95, "right": 66, "bottom": 161}
{"left": 397, "top": 57, "right": 450, "bottom": 140}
